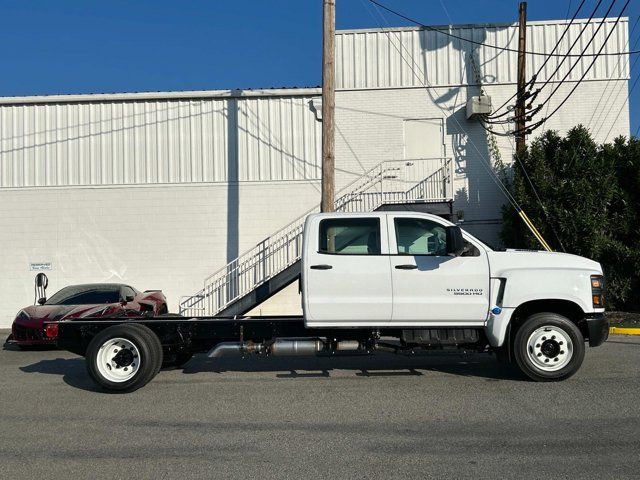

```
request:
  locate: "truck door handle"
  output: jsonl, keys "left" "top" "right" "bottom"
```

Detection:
{"left": 395, "top": 264, "right": 418, "bottom": 270}
{"left": 310, "top": 264, "right": 333, "bottom": 270}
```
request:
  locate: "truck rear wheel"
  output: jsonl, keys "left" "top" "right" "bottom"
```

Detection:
{"left": 86, "top": 324, "right": 163, "bottom": 392}
{"left": 513, "top": 312, "right": 585, "bottom": 382}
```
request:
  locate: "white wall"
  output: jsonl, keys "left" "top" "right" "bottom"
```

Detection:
{"left": 0, "top": 180, "right": 319, "bottom": 327}
{"left": 0, "top": 94, "right": 322, "bottom": 188}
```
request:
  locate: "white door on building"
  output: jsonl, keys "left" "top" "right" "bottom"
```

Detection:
{"left": 404, "top": 119, "right": 445, "bottom": 159}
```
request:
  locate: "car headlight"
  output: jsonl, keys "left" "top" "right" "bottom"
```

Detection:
{"left": 16, "top": 310, "right": 30, "bottom": 321}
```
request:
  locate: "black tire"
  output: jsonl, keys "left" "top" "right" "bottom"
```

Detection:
{"left": 86, "top": 324, "right": 163, "bottom": 392}
{"left": 513, "top": 312, "right": 585, "bottom": 382}
{"left": 158, "top": 304, "right": 169, "bottom": 315}
{"left": 125, "top": 323, "right": 164, "bottom": 375}
{"left": 162, "top": 352, "right": 193, "bottom": 370}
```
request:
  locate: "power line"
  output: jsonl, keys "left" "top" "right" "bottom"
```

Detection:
{"left": 526, "top": 0, "right": 606, "bottom": 96}
{"left": 488, "top": 0, "right": 616, "bottom": 127}
{"left": 492, "top": 0, "right": 630, "bottom": 137}
{"left": 528, "top": 16, "right": 637, "bottom": 178}
{"left": 368, "top": 0, "right": 638, "bottom": 57}
{"left": 474, "top": 93, "right": 567, "bottom": 249}
{"left": 361, "top": 0, "right": 524, "bottom": 214}
{"left": 528, "top": 0, "right": 631, "bottom": 133}
{"left": 589, "top": 16, "right": 640, "bottom": 138}
{"left": 487, "top": 0, "right": 588, "bottom": 119}
{"left": 537, "top": 0, "right": 587, "bottom": 133}
{"left": 485, "top": 85, "right": 540, "bottom": 121}
{"left": 524, "top": 0, "right": 619, "bottom": 119}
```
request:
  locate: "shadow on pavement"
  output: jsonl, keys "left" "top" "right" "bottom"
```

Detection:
{"left": 19, "top": 357, "right": 103, "bottom": 392}
{"left": 17, "top": 352, "right": 524, "bottom": 392}
{"left": 182, "top": 352, "right": 524, "bottom": 382}
{"left": 3, "top": 341, "right": 58, "bottom": 352}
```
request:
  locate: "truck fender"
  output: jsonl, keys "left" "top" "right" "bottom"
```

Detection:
{"left": 485, "top": 307, "right": 516, "bottom": 347}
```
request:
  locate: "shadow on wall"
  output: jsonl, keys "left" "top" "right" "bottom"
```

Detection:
{"left": 226, "top": 98, "right": 239, "bottom": 266}
{"left": 412, "top": 26, "right": 511, "bottom": 241}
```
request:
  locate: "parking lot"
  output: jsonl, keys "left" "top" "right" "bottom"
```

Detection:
{"left": 1, "top": 333, "right": 639, "bottom": 480}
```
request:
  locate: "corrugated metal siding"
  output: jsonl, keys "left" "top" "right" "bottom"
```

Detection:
{"left": 0, "top": 95, "right": 321, "bottom": 187}
{"left": 335, "top": 19, "right": 629, "bottom": 89}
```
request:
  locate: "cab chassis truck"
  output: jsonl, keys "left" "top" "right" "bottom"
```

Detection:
{"left": 47, "top": 212, "right": 609, "bottom": 392}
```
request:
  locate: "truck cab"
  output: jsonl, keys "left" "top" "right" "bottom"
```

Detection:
{"left": 303, "top": 211, "right": 607, "bottom": 378}
{"left": 302, "top": 212, "right": 490, "bottom": 327}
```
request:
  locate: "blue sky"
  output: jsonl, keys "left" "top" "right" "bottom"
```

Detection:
{"left": 0, "top": 0, "right": 637, "bottom": 134}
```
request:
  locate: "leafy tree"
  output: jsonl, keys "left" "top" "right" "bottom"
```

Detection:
{"left": 501, "top": 126, "right": 640, "bottom": 311}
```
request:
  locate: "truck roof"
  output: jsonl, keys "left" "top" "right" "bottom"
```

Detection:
{"left": 307, "top": 210, "right": 455, "bottom": 225}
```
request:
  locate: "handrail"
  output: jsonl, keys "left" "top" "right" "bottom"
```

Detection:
{"left": 180, "top": 157, "right": 452, "bottom": 315}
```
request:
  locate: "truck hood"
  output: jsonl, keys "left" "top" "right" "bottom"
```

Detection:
{"left": 487, "top": 250, "right": 602, "bottom": 277}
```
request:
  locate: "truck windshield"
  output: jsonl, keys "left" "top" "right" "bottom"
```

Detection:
{"left": 45, "top": 286, "right": 121, "bottom": 305}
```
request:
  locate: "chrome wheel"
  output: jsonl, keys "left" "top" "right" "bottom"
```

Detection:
{"left": 96, "top": 337, "right": 141, "bottom": 383}
{"left": 526, "top": 326, "right": 573, "bottom": 372}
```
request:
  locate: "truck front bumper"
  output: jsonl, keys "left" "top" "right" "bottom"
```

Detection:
{"left": 585, "top": 313, "right": 608, "bottom": 347}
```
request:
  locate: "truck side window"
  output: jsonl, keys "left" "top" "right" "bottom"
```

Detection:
{"left": 394, "top": 218, "right": 447, "bottom": 255}
{"left": 319, "top": 218, "right": 381, "bottom": 255}
{"left": 461, "top": 240, "right": 480, "bottom": 257}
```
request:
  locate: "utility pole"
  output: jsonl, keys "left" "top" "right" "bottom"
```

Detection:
{"left": 515, "top": 1, "right": 527, "bottom": 156}
{"left": 321, "top": 0, "right": 336, "bottom": 212}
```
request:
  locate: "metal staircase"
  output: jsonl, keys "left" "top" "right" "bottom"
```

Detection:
{"left": 179, "top": 158, "right": 453, "bottom": 317}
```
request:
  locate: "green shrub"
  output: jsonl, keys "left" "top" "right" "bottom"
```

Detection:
{"left": 501, "top": 126, "right": 640, "bottom": 311}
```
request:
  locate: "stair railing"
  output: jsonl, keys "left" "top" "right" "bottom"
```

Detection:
{"left": 179, "top": 157, "right": 452, "bottom": 316}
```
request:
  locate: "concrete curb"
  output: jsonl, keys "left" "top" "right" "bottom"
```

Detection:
{"left": 609, "top": 327, "right": 640, "bottom": 336}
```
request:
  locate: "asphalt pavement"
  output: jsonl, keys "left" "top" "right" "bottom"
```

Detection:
{"left": 1, "top": 331, "right": 639, "bottom": 479}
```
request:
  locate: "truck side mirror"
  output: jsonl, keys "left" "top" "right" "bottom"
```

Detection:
{"left": 445, "top": 226, "right": 465, "bottom": 256}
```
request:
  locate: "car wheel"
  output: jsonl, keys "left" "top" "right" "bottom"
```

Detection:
{"left": 86, "top": 324, "right": 163, "bottom": 392}
{"left": 513, "top": 312, "right": 585, "bottom": 382}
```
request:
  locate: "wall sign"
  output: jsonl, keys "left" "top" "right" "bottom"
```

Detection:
{"left": 30, "top": 262, "right": 52, "bottom": 271}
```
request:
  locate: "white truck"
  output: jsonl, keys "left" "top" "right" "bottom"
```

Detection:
{"left": 49, "top": 211, "right": 608, "bottom": 392}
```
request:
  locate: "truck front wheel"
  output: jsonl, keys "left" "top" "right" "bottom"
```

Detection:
{"left": 86, "top": 324, "right": 163, "bottom": 392}
{"left": 513, "top": 312, "right": 585, "bottom": 382}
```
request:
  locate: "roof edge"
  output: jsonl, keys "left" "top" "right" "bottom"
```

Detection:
{"left": 0, "top": 87, "right": 322, "bottom": 106}
{"left": 336, "top": 16, "right": 628, "bottom": 35}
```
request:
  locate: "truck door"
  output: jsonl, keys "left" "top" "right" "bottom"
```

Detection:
{"left": 389, "top": 216, "right": 490, "bottom": 324}
{"left": 304, "top": 215, "right": 392, "bottom": 325}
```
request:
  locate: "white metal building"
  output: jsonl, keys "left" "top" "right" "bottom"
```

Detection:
{"left": 0, "top": 18, "right": 630, "bottom": 326}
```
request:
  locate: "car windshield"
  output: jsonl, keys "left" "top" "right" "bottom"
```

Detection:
{"left": 45, "top": 285, "right": 121, "bottom": 305}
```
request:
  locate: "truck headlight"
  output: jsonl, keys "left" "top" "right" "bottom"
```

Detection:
{"left": 591, "top": 275, "right": 605, "bottom": 308}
